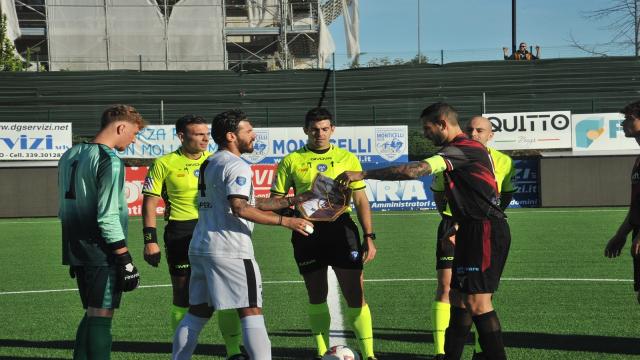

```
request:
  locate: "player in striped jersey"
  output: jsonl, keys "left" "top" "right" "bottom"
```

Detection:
{"left": 604, "top": 100, "right": 640, "bottom": 304}
{"left": 430, "top": 116, "right": 515, "bottom": 359}
{"left": 337, "top": 103, "right": 511, "bottom": 360}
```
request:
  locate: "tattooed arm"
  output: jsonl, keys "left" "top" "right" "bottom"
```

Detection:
{"left": 335, "top": 161, "right": 432, "bottom": 185}
{"left": 254, "top": 191, "right": 313, "bottom": 211}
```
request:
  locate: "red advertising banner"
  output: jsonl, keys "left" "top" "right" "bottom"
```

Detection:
{"left": 126, "top": 164, "right": 288, "bottom": 216}
{"left": 125, "top": 166, "right": 165, "bottom": 217}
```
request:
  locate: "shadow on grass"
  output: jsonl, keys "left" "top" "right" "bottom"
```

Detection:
{"left": 1, "top": 328, "right": 639, "bottom": 358}
{"left": 271, "top": 328, "right": 640, "bottom": 356}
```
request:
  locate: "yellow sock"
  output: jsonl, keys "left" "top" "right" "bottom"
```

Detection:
{"left": 474, "top": 324, "right": 483, "bottom": 353}
{"left": 346, "top": 304, "right": 374, "bottom": 359}
{"left": 171, "top": 305, "right": 188, "bottom": 332}
{"left": 217, "top": 309, "right": 243, "bottom": 356}
{"left": 432, "top": 301, "right": 450, "bottom": 355}
{"left": 308, "top": 302, "right": 330, "bottom": 356}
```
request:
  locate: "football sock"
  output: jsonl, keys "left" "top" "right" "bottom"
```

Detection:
{"left": 346, "top": 304, "right": 375, "bottom": 359}
{"left": 473, "top": 311, "right": 506, "bottom": 360}
{"left": 172, "top": 312, "right": 209, "bottom": 360}
{"left": 171, "top": 305, "right": 189, "bottom": 332}
{"left": 432, "top": 301, "right": 450, "bottom": 355}
{"left": 241, "top": 315, "right": 272, "bottom": 360}
{"left": 474, "top": 324, "right": 483, "bottom": 354}
{"left": 72, "top": 314, "right": 88, "bottom": 360}
{"left": 444, "top": 306, "right": 472, "bottom": 360}
{"left": 217, "top": 309, "right": 243, "bottom": 356}
{"left": 308, "top": 302, "right": 330, "bottom": 356}
{"left": 86, "top": 316, "right": 112, "bottom": 360}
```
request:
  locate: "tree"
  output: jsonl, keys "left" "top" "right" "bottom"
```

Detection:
{"left": 571, "top": 0, "right": 640, "bottom": 56}
{"left": 408, "top": 129, "right": 438, "bottom": 161}
{"left": 363, "top": 53, "right": 429, "bottom": 68}
{"left": 0, "top": 14, "right": 22, "bottom": 71}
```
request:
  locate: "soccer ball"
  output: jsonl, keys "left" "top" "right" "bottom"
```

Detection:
{"left": 322, "top": 345, "right": 360, "bottom": 360}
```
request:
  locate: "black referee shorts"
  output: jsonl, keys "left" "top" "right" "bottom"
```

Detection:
{"left": 291, "top": 213, "right": 363, "bottom": 274}
{"left": 436, "top": 216, "right": 456, "bottom": 270}
{"left": 451, "top": 218, "right": 511, "bottom": 294}
{"left": 164, "top": 219, "right": 198, "bottom": 276}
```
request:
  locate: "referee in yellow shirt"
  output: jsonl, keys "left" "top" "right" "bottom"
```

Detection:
{"left": 270, "top": 107, "right": 377, "bottom": 360}
{"left": 141, "top": 115, "right": 245, "bottom": 359}
{"left": 430, "top": 115, "right": 515, "bottom": 360}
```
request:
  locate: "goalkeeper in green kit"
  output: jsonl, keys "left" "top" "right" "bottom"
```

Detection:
{"left": 58, "top": 105, "right": 145, "bottom": 360}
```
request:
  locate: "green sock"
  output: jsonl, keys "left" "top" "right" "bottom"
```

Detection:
{"left": 171, "top": 305, "right": 188, "bottom": 332}
{"left": 73, "top": 314, "right": 88, "bottom": 360}
{"left": 474, "top": 324, "right": 483, "bottom": 353}
{"left": 87, "top": 316, "right": 112, "bottom": 360}
{"left": 308, "top": 302, "right": 330, "bottom": 356}
{"left": 217, "top": 309, "right": 242, "bottom": 356}
{"left": 432, "top": 301, "right": 450, "bottom": 355}
{"left": 346, "top": 304, "right": 374, "bottom": 359}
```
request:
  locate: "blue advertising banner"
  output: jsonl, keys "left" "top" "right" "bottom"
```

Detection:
{"left": 360, "top": 157, "right": 540, "bottom": 211}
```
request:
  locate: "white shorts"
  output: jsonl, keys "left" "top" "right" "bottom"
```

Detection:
{"left": 188, "top": 255, "right": 263, "bottom": 310}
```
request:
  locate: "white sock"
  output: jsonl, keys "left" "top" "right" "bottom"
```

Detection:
{"left": 241, "top": 315, "right": 271, "bottom": 360}
{"left": 172, "top": 313, "right": 209, "bottom": 360}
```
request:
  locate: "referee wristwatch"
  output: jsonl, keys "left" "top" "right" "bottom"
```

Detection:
{"left": 363, "top": 233, "right": 376, "bottom": 240}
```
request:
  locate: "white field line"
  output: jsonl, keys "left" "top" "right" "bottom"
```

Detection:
{"left": 327, "top": 267, "right": 347, "bottom": 344}
{"left": 0, "top": 277, "right": 632, "bottom": 296}
{"left": 0, "top": 208, "right": 627, "bottom": 224}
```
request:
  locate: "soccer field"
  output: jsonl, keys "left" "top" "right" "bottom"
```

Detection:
{"left": 1, "top": 208, "right": 638, "bottom": 360}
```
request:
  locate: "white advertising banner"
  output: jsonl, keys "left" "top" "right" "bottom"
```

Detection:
{"left": 483, "top": 111, "right": 572, "bottom": 150}
{"left": 118, "top": 125, "right": 409, "bottom": 165}
{"left": 572, "top": 113, "right": 637, "bottom": 153}
{"left": 0, "top": 122, "right": 72, "bottom": 160}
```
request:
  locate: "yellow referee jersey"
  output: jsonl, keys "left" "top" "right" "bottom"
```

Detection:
{"left": 271, "top": 145, "right": 366, "bottom": 213}
{"left": 142, "top": 148, "right": 212, "bottom": 221}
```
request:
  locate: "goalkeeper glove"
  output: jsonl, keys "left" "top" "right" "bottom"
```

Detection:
{"left": 114, "top": 252, "right": 140, "bottom": 292}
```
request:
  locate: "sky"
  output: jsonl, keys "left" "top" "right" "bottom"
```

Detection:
{"left": 328, "top": 0, "right": 633, "bottom": 67}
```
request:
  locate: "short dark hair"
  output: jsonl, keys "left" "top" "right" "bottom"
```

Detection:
{"left": 175, "top": 114, "right": 207, "bottom": 134}
{"left": 621, "top": 100, "right": 640, "bottom": 119}
{"left": 304, "top": 107, "right": 334, "bottom": 128}
{"left": 420, "top": 102, "right": 459, "bottom": 126}
{"left": 100, "top": 104, "right": 145, "bottom": 129}
{"left": 211, "top": 110, "right": 248, "bottom": 146}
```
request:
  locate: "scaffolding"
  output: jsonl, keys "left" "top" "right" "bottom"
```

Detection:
{"left": 10, "top": 0, "right": 344, "bottom": 71}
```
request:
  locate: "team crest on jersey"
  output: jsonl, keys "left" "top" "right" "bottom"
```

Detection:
{"left": 236, "top": 176, "right": 247, "bottom": 186}
{"left": 375, "top": 127, "right": 406, "bottom": 161}
{"left": 193, "top": 169, "right": 200, "bottom": 178}
{"left": 317, "top": 164, "right": 328, "bottom": 172}
{"left": 242, "top": 129, "right": 269, "bottom": 164}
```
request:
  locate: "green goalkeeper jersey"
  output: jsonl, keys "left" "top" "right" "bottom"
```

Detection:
{"left": 142, "top": 148, "right": 211, "bottom": 221}
{"left": 58, "top": 143, "right": 128, "bottom": 266}
{"left": 271, "top": 145, "right": 366, "bottom": 213}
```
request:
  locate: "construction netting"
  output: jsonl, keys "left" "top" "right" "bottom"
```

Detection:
{"left": 46, "top": 0, "right": 225, "bottom": 71}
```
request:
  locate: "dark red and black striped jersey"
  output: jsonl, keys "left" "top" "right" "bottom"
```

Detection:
{"left": 429, "top": 134, "right": 503, "bottom": 221}
{"left": 629, "top": 156, "right": 640, "bottom": 227}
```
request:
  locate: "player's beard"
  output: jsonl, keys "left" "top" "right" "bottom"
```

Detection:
{"left": 238, "top": 138, "right": 255, "bottom": 154}
{"left": 429, "top": 131, "right": 447, "bottom": 146}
